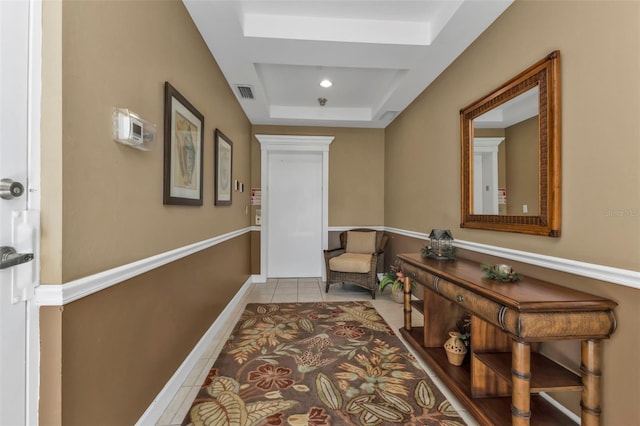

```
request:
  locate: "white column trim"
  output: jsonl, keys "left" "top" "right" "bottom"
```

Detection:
{"left": 255, "top": 134, "right": 334, "bottom": 282}
{"left": 35, "top": 227, "right": 252, "bottom": 306}
{"left": 474, "top": 137, "right": 504, "bottom": 152}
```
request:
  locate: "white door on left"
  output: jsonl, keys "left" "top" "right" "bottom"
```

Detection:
{"left": 0, "top": 1, "right": 40, "bottom": 424}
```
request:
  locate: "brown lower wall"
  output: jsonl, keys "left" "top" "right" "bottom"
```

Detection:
{"left": 383, "top": 232, "right": 426, "bottom": 272}
{"left": 40, "top": 233, "right": 250, "bottom": 426}
{"left": 39, "top": 307, "right": 63, "bottom": 425}
{"left": 251, "top": 230, "right": 260, "bottom": 275}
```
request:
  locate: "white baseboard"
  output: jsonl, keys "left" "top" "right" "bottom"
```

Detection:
{"left": 135, "top": 276, "right": 253, "bottom": 426}
{"left": 539, "top": 392, "right": 581, "bottom": 424}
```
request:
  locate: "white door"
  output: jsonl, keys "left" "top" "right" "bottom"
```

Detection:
{"left": 473, "top": 152, "right": 484, "bottom": 214}
{"left": 473, "top": 152, "right": 498, "bottom": 214}
{"left": 473, "top": 138, "right": 502, "bottom": 215}
{"left": 1, "top": 1, "right": 40, "bottom": 424}
{"left": 267, "top": 152, "right": 322, "bottom": 277}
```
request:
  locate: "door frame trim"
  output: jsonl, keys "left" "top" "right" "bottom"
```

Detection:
{"left": 255, "top": 135, "right": 334, "bottom": 282}
{"left": 25, "top": 1, "right": 42, "bottom": 424}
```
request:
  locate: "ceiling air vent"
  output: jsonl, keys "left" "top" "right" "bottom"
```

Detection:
{"left": 234, "top": 85, "right": 255, "bottom": 100}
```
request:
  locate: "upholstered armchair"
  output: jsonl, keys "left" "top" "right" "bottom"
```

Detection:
{"left": 324, "top": 228, "right": 388, "bottom": 299}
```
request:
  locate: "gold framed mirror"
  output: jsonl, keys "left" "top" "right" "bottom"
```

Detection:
{"left": 460, "top": 51, "right": 561, "bottom": 237}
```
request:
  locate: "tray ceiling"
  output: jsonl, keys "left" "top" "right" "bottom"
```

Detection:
{"left": 183, "top": 0, "right": 513, "bottom": 128}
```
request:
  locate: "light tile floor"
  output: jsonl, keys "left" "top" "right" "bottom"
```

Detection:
{"left": 155, "top": 278, "right": 478, "bottom": 425}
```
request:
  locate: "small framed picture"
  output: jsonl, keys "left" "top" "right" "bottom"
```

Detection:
{"left": 163, "top": 82, "right": 204, "bottom": 205}
{"left": 214, "top": 129, "right": 233, "bottom": 206}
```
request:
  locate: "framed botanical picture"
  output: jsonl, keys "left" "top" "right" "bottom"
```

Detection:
{"left": 214, "top": 129, "right": 232, "bottom": 206}
{"left": 163, "top": 81, "right": 204, "bottom": 205}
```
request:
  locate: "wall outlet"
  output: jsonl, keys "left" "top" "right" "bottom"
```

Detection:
{"left": 523, "top": 204, "right": 528, "bottom": 214}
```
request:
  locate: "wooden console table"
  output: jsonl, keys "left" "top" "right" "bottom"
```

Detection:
{"left": 396, "top": 253, "right": 617, "bottom": 426}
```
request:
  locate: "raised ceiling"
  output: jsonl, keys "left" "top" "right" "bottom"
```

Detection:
{"left": 183, "top": 0, "right": 513, "bottom": 129}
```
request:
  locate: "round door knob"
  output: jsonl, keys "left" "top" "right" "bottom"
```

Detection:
{"left": 0, "top": 179, "right": 25, "bottom": 200}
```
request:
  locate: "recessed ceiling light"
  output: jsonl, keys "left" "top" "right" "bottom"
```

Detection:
{"left": 320, "top": 79, "right": 333, "bottom": 88}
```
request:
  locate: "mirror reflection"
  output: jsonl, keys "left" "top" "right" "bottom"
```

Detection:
{"left": 472, "top": 87, "right": 539, "bottom": 215}
{"left": 460, "top": 50, "right": 561, "bottom": 237}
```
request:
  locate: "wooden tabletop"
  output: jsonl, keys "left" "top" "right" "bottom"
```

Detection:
{"left": 398, "top": 253, "right": 618, "bottom": 313}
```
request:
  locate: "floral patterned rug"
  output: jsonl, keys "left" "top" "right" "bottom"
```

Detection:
{"left": 183, "top": 301, "right": 466, "bottom": 425}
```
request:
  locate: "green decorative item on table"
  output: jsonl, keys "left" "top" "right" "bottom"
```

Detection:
{"left": 481, "top": 263, "right": 521, "bottom": 282}
{"left": 421, "top": 229, "right": 457, "bottom": 260}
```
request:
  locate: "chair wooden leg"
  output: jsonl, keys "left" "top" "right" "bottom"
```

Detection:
{"left": 325, "top": 282, "right": 330, "bottom": 293}
{"left": 371, "top": 290, "right": 376, "bottom": 299}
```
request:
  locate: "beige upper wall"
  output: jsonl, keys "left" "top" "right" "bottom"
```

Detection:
{"left": 252, "top": 125, "right": 385, "bottom": 226}
{"left": 42, "top": 0, "right": 251, "bottom": 282}
{"left": 41, "top": 1, "right": 639, "bottom": 274}
{"left": 41, "top": 1, "right": 63, "bottom": 283}
{"left": 505, "top": 116, "right": 538, "bottom": 215}
{"left": 39, "top": 3, "right": 254, "bottom": 423}
{"left": 385, "top": 0, "right": 640, "bottom": 271}
{"left": 385, "top": 4, "right": 640, "bottom": 422}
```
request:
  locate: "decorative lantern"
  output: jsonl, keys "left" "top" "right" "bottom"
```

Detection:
{"left": 423, "top": 229, "right": 456, "bottom": 260}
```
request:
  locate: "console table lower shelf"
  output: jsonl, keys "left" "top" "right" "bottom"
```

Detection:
{"left": 396, "top": 253, "right": 617, "bottom": 426}
{"left": 400, "top": 327, "right": 576, "bottom": 426}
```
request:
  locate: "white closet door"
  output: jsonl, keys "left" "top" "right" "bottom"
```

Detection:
{"left": 267, "top": 151, "right": 322, "bottom": 277}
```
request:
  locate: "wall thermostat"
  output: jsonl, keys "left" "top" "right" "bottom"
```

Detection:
{"left": 112, "top": 108, "right": 156, "bottom": 151}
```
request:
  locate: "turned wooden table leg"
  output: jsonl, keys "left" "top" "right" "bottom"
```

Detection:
{"left": 403, "top": 276, "right": 412, "bottom": 331}
{"left": 512, "top": 340, "right": 532, "bottom": 425}
{"left": 581, "top": 339, "right": 602, "bottom": 426}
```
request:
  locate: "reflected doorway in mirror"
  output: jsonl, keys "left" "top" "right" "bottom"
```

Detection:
{"left": 460, "top": 51, "right": 561, "bottom": 237}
